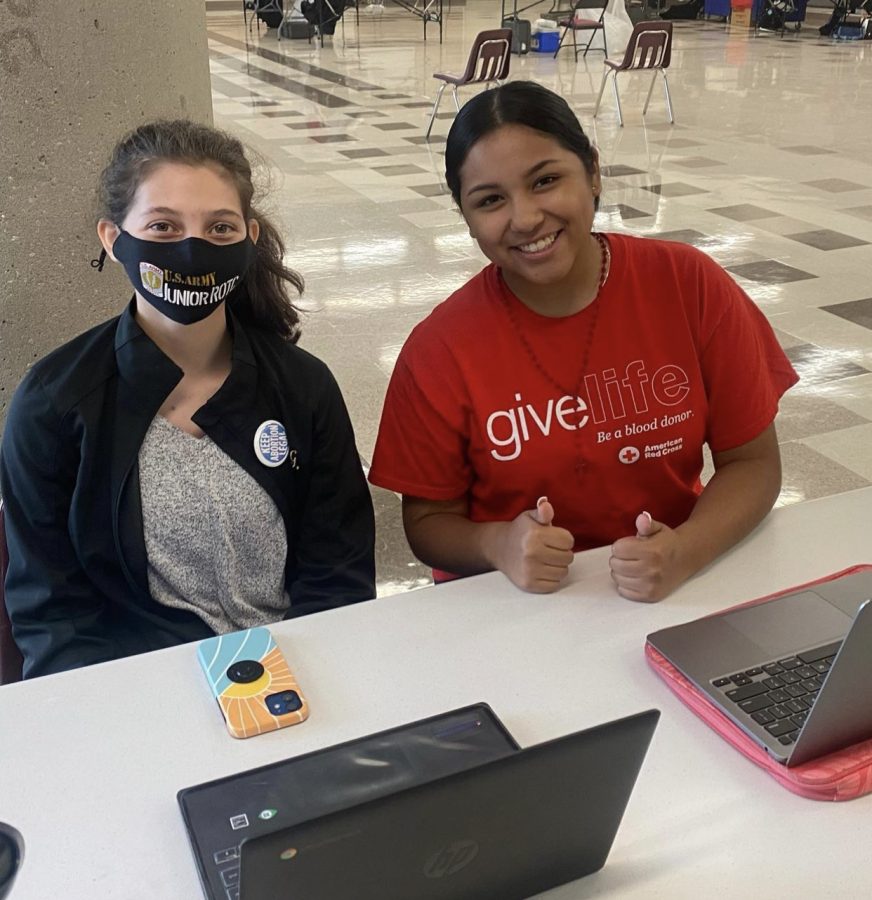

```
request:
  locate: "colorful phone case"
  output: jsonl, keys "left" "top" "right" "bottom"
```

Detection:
{"left": 198, "top": 627, "right": 309, "bottom": 739}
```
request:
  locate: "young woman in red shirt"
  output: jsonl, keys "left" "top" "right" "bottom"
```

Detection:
{"left": 369, "top": 81, "right": 797, "bottom": 602}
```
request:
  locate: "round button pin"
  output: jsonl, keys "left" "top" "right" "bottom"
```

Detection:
{"left": 254, "top": 420, "right": 289, "bottom": 468}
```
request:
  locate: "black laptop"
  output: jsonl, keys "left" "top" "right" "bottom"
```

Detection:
{"left": 179, "top": 704, "right": 520, "bottom": 900}
{"left": 179, "top": 705, "right": 659, "bottom": 900}
{"left": 647, "top": 568, "right": 872, "bottom": 766}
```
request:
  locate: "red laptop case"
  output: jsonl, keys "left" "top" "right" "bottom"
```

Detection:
{"left": 646, "top": 565, "right": 872, "bottom": 801}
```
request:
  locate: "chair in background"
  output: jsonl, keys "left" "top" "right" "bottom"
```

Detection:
{"left": 243, "top": 0, "right": 288, "bottom": 38}
{"left": 554, "top": 0, "right": 609, "bottom": 59}
{"left": 593, "top": 20, "right": 674, "bottom": 127}
{"left": 754, "top": 0, "right": 806, "bottom": 35}
{"left": 0, "top": 502, "right": 24, "bottom": 685}
{"left": 425, "top": 28, "right": 512, "bottom": 140}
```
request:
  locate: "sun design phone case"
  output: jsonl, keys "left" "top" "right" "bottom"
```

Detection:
{"left": 198, "top": 627, "right": 309, "bottom": 739}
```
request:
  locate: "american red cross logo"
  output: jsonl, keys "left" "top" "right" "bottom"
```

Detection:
{"left": 619, "top": 446, "right": 640, "bottom": 464}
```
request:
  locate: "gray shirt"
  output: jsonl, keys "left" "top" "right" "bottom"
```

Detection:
{"left": 138, "top": 415, "right": 290, "bottom": 634}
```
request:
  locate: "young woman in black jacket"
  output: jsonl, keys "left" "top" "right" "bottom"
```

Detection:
{"left": 0, "top": 120, "right": 376, "bottom": 679}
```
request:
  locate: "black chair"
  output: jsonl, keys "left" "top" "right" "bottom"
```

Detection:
{"left": 243, "top": 0, "right": 287, "bottom": 37}
{"left": 554, "top": 0, "right": 609, "bottom": 59}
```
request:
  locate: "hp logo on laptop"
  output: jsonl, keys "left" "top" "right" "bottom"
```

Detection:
{"left": 423, "top": 840, "right": 479, "bottom": 878}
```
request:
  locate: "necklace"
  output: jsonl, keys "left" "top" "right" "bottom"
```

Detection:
{"left": 503, "top": 232, "right": 609, "bottom": 397}
{"left": 502, "top": 232, "right": 611, "bottom": 480}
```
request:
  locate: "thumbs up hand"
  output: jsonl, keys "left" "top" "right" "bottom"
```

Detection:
{"left": 491, "top": 497, "right": 575, "bottom": 593}
{"left": 609, "top": 510, "right": 687, "bottom": 602}
{"left": 635, "top": 510, "right": 660, "bottom": 538}
{"left": 533, "top": 495, "right": 555, "bottom": 526}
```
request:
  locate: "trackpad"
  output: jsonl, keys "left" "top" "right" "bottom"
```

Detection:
{"left": 723, "top": 591, "right": 851, "bottom": 660}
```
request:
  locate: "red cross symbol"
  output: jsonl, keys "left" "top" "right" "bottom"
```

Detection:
{"left": 619, "top": 446, "right": 640, "bottom": 464}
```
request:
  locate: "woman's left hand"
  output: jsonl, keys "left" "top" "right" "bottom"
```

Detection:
{"left": 609, "top": 425, "right": 785, "bottom": 603}
{"left": 609, "top": 511, "right": 690, "bottom": 602}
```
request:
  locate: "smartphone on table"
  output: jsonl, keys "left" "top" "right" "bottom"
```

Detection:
{"left": 198, "top": 626, "right": 309, "bottom": 739}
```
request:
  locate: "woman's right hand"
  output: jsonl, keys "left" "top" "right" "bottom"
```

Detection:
{"left": 402, "top": 494, "right": 575, "bottom": 592}
{"left": 490, "top": 497, "right": 575, "bottom": 593}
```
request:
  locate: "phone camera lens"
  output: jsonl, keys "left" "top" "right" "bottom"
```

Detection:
{"left": 226, "top": 659, "right": 265, "bottom": 684}
{"left": 265, "top": 690, "right": 302, "bottom": 716}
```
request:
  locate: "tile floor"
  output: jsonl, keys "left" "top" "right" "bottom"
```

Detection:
{"left": 204, "top": 1, "right": 872, "bottom": 594}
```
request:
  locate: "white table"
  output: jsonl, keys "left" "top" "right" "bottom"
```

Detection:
{"left": 1, "top": 488, "right": 871, "bottom": 899}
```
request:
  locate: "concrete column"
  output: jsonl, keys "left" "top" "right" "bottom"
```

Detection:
{"left": 0, "top": 0, "right": 213, "bottom": 429}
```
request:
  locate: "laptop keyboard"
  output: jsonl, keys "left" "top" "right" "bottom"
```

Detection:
{"left": 711, "top": 640, "right": 841, "bottom": 747}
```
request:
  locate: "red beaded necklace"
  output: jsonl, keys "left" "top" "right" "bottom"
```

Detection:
{"left": 503, "top": 232, "right": 609, "bottom": 395}
{"left": 501, "top": 232, "right": 611, "bottom": 481}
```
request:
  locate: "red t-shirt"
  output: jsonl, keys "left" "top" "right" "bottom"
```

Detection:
{"left": 369, "top": 233, "right": 798, "bottom": 556}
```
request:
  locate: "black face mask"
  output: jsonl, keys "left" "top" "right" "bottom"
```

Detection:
{"left": 112, "top": 230, "right": 257, "bottom": 325}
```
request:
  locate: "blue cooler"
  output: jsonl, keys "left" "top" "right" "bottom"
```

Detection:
{"left": 533, "top": 30, "right": 560, "bottom": 52}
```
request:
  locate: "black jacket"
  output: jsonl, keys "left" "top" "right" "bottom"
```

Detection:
{"left": 0, "top": 303, "right": 376, "bottom": 678}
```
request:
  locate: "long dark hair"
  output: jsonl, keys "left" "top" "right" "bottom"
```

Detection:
{"left": 97, "top": 120, "right": 303, "bottom": 342}
{"left": 445, "top": 81, "right": 599, "bottom": 211}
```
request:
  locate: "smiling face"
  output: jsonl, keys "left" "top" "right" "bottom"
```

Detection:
{"left": 458, "top": 124, "right": 602, "bottom": 316}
